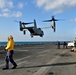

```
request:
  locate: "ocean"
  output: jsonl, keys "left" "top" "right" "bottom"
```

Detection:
{"left": 0, "top": 41, "right": 51, "bottom": 46}
{"left": 0, "top": 41, "right": 70, "bottom": 46}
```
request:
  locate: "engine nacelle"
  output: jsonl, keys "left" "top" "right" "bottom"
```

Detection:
{"left": 20, "top": 21, "right": 26, "bottom": 31}
{"left": 52, "top": 25, "right": 56, "bottom": 32}
{"left": 20, "top": 21, "right": 23, "bottom": 31}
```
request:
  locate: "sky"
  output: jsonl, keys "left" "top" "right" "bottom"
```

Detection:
{"left": 0, "top": 0, "right": 76, "bottom": 42}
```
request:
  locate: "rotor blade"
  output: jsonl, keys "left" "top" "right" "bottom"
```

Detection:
{"left": 22, "top": 22, "right": 34, "bottom": 25}
{"left": 15, "top": 20, "right": 34, "bottom": 24}
{"left": 55, "top": 19, "right": 65, "bottom": 21}
{"left": 43, "top": 15, "right": 62, "bottom": 22}
{"left": 43, "top": 19, "right": 59, "bottom": 22}
{"left": 54, "top": 19, "right": 59, "bottom": 21}
{"left": 43, "top": 19, "right": 63, "bottom": 22}
{"left": 43, "top": 20, "right": 52, "bottom": 22}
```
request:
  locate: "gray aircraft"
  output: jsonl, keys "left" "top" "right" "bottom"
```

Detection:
{"left": 16, "top": 16, "right": 59, "bottom": 38}
{"left": 18, "top": 19, "right": 44, "bottom": 38}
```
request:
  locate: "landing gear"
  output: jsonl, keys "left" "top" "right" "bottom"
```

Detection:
{"left": 23, "top": 31, "right": 26, "bottom": 35}
{"left": 31, "top": 35, "right": 33, "bottom": 38}
{"left": 31, "top": 34, "right": 33, "bottom": 38}
{"left": 40, "top": 35, "right": 43, "bottom": 37}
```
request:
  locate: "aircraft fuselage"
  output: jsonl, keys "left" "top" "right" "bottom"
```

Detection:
{"left": 28, "top": 28, "right": 44, "bottom": 37}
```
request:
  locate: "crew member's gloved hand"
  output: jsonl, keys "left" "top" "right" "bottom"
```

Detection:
{"left": 4, "top": 48, "right": 7, "bottom": 51}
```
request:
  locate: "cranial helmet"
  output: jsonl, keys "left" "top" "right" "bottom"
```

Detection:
{"left": 8, "top": 35, "right": 13, "bottom": 39}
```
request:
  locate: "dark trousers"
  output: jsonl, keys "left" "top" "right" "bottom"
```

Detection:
{"left": 5, "top": 50, "right": 17, "bottom": 68}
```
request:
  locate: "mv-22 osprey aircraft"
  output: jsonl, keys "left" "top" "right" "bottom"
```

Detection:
{"left": 17, "top": 19, "right": 44, "bottom": 38}
{"left": 16, "top": 16, "right": 59, "bottom": 38}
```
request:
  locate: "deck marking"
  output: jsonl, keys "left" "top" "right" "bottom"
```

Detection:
{"left": 0, "top": 56, "right": 31, "bottom": 67}
{"left": 37, "top": 54, "right": 47, "bottom": 57}
{"left": 33, "top": 50, "right": 68, "bottom": 75}
{"left": 15, "top": 50, "right": 29, "bottom": 52}
{"left": 38, "top": 50, "right": 49, "bottom": 54}
{"left": 17, "top": 61, "right": 27, "bottom": 65}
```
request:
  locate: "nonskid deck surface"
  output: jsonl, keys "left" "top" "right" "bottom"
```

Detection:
{"left": 0, "top": 43, "right": 76, "bottom": 75}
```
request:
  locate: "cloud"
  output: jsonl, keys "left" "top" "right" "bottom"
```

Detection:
{"left": 0, "top": 0, "right": 14, "bottom": 9}
{"left": 7, "top": 1, "right": 14, "bottom": 8}
{"left": 0, "top": 0, "right": 5, "bottom": 8}
{"left": 0, "top": 12, "right": 9, "bottom": 17}
{"left": 70, "top": 18, "right": 76, "bottom": 22}
{"left": 18, "top": 2, "right": 24, "bottom": 9}
{"left": 34, "top": 0, "right": 76, "bottom": 14}
{"left": 0, "top": 0, "right": 23, "bottom": 18}
{"left": 0, "top": 11, "right": 22, "bottom": 18}
{"left": 11, "top": 11, "right": 22, "bottom": 17}
{"left": 2, "top": 8, "right": 10, "bottom": 12}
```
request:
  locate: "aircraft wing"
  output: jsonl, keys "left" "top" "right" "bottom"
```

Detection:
{"left": 41, "top": 26, "right": 52, "bottom": 29}
{"left": 22, "top": 26, "right": 34, "bottom": 30}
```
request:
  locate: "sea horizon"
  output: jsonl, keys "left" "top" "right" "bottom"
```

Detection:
{"left": 0, "top": 41, "right": 51, "bottom": 46}
{"left": 0, "top": 41, "right": 71, "bottom": 46}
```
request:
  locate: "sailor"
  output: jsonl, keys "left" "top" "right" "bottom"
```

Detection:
{"left": 63, "top": 41, "right": 67, "bottom": 49}
{"left": 57, "top": 41, "right": 60, "bottom": 49}
{"left": 2, "top": 35, "right": 17, "bottom": 70}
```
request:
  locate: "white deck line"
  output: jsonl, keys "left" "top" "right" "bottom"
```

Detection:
{"left": 33, "top": 50, "right": 68, "bottom": 75}
{"left": 0, "top": 56, "right": 31, "bottom": 67}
